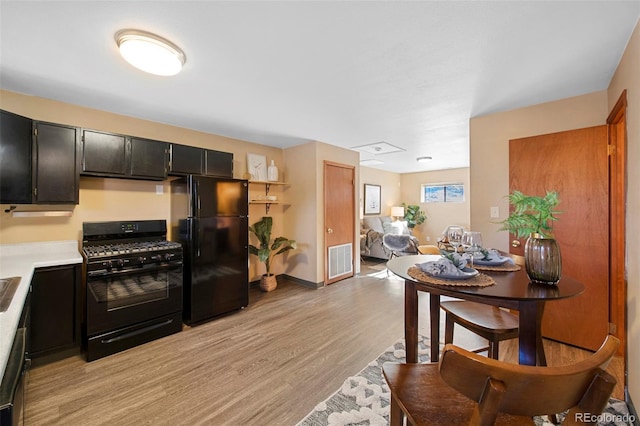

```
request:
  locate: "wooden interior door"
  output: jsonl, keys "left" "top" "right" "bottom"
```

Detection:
{"left": 509, "top": 125, "right": 608, "bottom": 351}
{"left": 324, "top": 161, "right": 355, "bottom": 285}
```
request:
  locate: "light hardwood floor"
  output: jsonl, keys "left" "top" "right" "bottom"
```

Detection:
{"left": 25, "top": 260, "right": 624, "bottom": 425}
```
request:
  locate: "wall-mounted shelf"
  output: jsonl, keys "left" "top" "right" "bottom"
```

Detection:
{"left": 249, "top": 200, "right": 289, "bottom": 214}
{"left": 249, "top": 180, "right": 286, "bottom": 193}
{"left": 248, "top": 181, "right": 288, "bottom": 213}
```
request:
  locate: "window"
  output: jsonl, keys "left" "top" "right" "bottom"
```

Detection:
{"left": 421, "top": 183, "right": 464, "bottom": 203}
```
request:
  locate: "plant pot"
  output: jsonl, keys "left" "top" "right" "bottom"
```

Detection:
{"left": 524, "top": 233, "right": 562, "bottom": 285}
{"left": 260, "top": 274, "right": 277, "bottom": 292}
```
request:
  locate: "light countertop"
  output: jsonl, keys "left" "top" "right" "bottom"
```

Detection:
{"left": 0, "top": 240, "right": 82, "bottom": 380}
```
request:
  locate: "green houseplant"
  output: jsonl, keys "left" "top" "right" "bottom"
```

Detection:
{"left": 249, "top": 216, "right": 297, "bottom": 292}
{"left": 498, "top": 190, "right": 563, "bottom": 284}
{"left": 401, "top": 203, "right": 426, "bottom": 231}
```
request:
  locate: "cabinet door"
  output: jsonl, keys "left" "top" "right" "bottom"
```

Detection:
{"left": 33, "top": 122, "right": 79, "bottom": 203}
{"left": 205, "top": 149, "right": 233, "bottom": 178}
{"left": 30, "top": 265, "right": 80, "bottom": 356}
{"left": 130, "top": 137, "right": 168, "bottom": 180}
{"left": 82, "top": 129, "right": 128, "bottom": 176}
{"left": 0, "top": 110, "right": 32, "bottom": 203}
{"left": 170, "top": 144, "right": 204, "bottom": 175}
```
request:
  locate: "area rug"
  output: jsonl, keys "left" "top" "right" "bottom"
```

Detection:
{"left": 296, "top": 336, "right": 633, "bottom": 426}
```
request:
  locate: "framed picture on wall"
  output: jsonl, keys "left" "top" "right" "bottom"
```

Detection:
{"left": 364, "top": 184, "right": 381, "bottom": 215}
{"left": 247, "top": 153, "right": 267, "bottom": 181}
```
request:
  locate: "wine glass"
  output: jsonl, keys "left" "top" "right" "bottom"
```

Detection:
{"left": 462, "top": 231, "right": 483, "bottom": 262}
{"left": 447, "top": 226, "right": 464, "bottom": 253}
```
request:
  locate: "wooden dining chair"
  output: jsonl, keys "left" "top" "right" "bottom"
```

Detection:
{"left": 440, "top": 255, "right": 528, "bottom": 361}
{"left": 417, "top": 244, "right": 440, "bottom": 255}
{"left": 382, "top": 335, "right": 619, "bottom": 426}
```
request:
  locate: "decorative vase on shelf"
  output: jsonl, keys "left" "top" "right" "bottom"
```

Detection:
{"left": 267, "top": 160, "right": 278, "bottom": 182}
{"left": 524, "top": 233, "right": 562, "bottom": 285}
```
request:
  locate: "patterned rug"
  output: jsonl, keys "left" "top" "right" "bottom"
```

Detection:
{"left": 296, "top": 336, "right": 633, "bottom": 426}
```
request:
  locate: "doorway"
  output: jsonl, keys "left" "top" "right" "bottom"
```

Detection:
{"left": 324, "top": 161, "right": 356, "bottom": 285}
{"left": 509, "top": 125, "right": 609, "bottom": 351}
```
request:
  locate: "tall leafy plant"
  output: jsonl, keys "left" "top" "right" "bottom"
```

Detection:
{"left": 249, "top": 216, "right": 297, "bottom": 276}
{"left": 498, "top": 190, "right": 562, "bottom": 238}
{"left": 401, "top": 203, "right": 426, "bottom": 229}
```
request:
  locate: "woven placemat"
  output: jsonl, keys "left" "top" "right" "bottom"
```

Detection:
{"left": 473, "top": 263, "right": 521, "bottom": 272}
{"left": 407, "top": 266, "right": 495, "bottom": 287}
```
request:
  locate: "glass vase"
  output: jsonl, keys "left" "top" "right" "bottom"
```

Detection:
{"left": 524, "top": 233, "right": 562, "bottom": 285}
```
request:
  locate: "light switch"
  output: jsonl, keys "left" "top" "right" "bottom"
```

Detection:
{"left": 156, "top": 185, "right": 164, "bottom": 195}
{"left": 490, "top": 206, "right": 499, "bottom": 218}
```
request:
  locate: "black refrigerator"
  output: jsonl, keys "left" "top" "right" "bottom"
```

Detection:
{"left": 170, "top": 176, "right": 249, "bottom": 325}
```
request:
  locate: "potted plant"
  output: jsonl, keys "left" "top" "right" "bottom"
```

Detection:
{"left": 249, "top": 216, "right": 297, "bottom": 292}
{"left": 401, "top": 203, "right": 426, "bottom": 231}
{"left": 497, "top": 190, "right": 563, "bottom": 284}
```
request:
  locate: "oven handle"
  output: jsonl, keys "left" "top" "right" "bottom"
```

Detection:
{"left": 101, "top": 318, "right": 175, "bottom": 344}
{"left": 87, "top": 262, "right": 182, "bottom": 278}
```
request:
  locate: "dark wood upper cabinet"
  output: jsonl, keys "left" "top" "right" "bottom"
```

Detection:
{"left": 82, "top": 130, "right": 168, "bottom": 180}
{"left": 205, "top": 149, "right": 233, "bottom": 178}
{"left": 130, "top": 137, "right": 168, "bottom": 179}
{"left": 0, "top": 110, "right": 79, "bottom": 204}
{"left": 33, "top": 121, "right": 80, "bottom": 203}
{"left": 169, "top": 145, "right": 233, "bottom": 178}
{"left": 169, "top": 144, "right": 204, "bottom": 175}
{"left": 0, "top": 110, "right": 32, "bottom": 204}
{"left": 82, "top": 130, "right": 128, "bottom": 176}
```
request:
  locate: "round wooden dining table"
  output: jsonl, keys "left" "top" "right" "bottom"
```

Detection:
{"left": 387, "top": 254, "right": 585, "bottom": 366}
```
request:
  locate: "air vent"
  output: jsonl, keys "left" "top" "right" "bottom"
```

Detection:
{"left": 328, "top": 243, "right": 353, "bottom": 279}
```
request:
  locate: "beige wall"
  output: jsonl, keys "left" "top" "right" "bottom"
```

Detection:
{"left": 401, "top": 168, "right": 470, "bottom": 244}
{"left": 469, "top": 90, "right": 608, "bottom": 251}
{"left": 283, "top": 141, "right": 360, "bottom": 285}
{"left": 359, "top": 166, "right": 401, "bottom": 218}
{"left": 282, "top": 142, "right": 319, "bottom": 283}
{"left": 608, "top": 19, "right": 640, "bottom": 409}
{"left": 469, "top": 17, "right": 640, "bottom": 405}
{"left": 0, "top": 90, "right": 285, "bottom": 280}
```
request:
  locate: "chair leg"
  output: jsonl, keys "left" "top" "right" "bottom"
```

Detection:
{"left": 389, "top": 394, "right": 404, "bottom": 426}
{"left": 444, "top": 313, "right": 455, "bottom": 344}
{"left": 489, "top": 337, "right": 500, "bottom": 360}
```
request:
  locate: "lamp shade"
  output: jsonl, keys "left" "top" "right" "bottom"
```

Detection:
{"left": 391, "top": 206, "right": 405, "bottom": 218}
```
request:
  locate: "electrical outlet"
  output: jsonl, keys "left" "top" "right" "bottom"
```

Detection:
{"left": 490, "top": 206, "right": 499, "bottom": 218}
{"left": 426, "top": 236, "right": 431, "bottom": 242}
{"left": 156, "top": 185, "right": 164, "bottom": 195}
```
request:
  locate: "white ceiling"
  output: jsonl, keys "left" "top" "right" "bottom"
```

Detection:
{"left": 1, "top": 1, "right": 638, "bottom": 174}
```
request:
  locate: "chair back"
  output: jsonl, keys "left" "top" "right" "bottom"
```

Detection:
{"left": 383, "top": 234, "right": 418, "bottom": 255}
{"left": 439, "top": 335, "right": 619, "bottom": 424}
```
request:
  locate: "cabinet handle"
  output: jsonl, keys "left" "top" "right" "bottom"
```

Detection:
{"left": 511, "top": 239, "right": 521, "bottom": 248}
{"left": 327, "top": 228, "right": 333, "bottom": 234}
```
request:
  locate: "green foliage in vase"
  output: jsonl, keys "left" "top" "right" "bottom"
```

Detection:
{"left": 249, "top": 216, "right": 297, "bottom": 276}
{"left": 498, "top": 190, "right": 562, "bottom": 238}
{"left": 401, "top": 203, "right": 426, "bottom": 229}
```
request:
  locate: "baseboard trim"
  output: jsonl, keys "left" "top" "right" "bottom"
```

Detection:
{"left": 282, "top": 274, "right": 323, "bottom": 289}
{"left": 250, "top": 274, "right": 323, "bottom": 289}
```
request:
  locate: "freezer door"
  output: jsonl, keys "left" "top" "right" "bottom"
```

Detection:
{"left": 186, "top": 216, "right": 249, "bottom": 324}
{"left": 191, "top": 176, "right": 248, "bottom": 218}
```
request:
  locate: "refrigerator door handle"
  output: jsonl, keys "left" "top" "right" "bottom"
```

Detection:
{"left": 189, "top": 218, "right": 200, "bottom": 258}
{"left": 195, "top": 179, "right": 201, "bottom": 216}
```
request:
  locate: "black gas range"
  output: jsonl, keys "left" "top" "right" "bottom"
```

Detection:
{"left": 81, "top": 220, "right": 183, "bottom": 361}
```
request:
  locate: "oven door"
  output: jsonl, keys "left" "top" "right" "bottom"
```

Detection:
{"left": 86, "top": 262, "right": 182, "bottom": 336}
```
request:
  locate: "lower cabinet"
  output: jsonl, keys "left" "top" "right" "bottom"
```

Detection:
{"left": 30, "top": 265, "right": 81, "bottom": 358}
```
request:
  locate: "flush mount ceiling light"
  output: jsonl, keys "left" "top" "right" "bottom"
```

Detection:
{"left": 416, "top": 156, "right": 433, "bottom": 163}
{"left": 115, "top": 29, "right": 186, "bottom": 76}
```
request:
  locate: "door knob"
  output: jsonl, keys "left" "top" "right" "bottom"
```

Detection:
{"left": 327, "top": 228, "right": 333, "bottom": 234}
{"left": 511, "top": 239, "right": 521, "bottom": 247}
